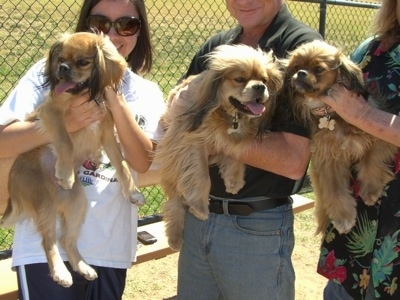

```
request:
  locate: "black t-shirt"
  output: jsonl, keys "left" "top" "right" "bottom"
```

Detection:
{"left": 182, "top": 4, "right": 322, "bottom": 198}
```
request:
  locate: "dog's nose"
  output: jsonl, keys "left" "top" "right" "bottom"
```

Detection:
{"left": 297, "top": 70, "right": 308, "bottom": 78}
{"left": 252, "top": 84, "right": 266, "bottom": 93}
{"left": 58, "top": 63, "right": 70, "bottom": 77}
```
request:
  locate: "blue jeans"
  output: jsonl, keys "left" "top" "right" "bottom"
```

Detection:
{"left": 323, "top": 280, "right": 376, "bottom": 300}
{"left": 177, "top": 202, "right": 295, "bottom": 300}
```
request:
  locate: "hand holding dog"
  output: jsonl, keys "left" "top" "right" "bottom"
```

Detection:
{"left": 64, "top": 92, "right": 106, "bottom": 133}
{"left": 321, "top": 84, "right": 373, "bottom": 126}
{"left": 322, "top": 84, "right": 400, "bottom": 147}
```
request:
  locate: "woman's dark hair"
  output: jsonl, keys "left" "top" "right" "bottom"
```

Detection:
{"left": 75, "top": 0, "right": 153, "bottom": 75}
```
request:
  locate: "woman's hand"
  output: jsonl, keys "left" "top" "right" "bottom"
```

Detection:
{"left": 64, "top": 92, "right": 106, "bottom": 132}
{"left": 321, "top": 84, "right": 373, "bottom": 126}
{"left": 322, "top": 84, "right": 400, "bottom": 147}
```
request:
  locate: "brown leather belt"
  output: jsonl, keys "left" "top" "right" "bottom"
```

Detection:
{"left": 208, "top": 195, "right": 291, "bottom": 216}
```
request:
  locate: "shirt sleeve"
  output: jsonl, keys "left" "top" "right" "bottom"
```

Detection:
{"left": 123, "top": 72, "right": 166, "bottom": 141}
{"left": 0, "top": 60, "right": 47, "bottom": 125}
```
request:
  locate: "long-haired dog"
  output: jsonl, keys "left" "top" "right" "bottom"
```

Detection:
{"left": 285, "top": 40, "right": 398, "bottom": 235}
{"left": 155, "top": 44, "right": 284, "bottom": 250}
{"left": 0, "top": 32, "right": 145, "bottom": 287}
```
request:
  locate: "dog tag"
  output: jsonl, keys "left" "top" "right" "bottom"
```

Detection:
{"left": 318, "top": 116, "right": 336, "bottom": 130}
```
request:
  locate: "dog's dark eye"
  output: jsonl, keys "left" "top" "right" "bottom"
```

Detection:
{"left": 77, "top": 59, "right": 90, "bottom": 68}
{"left": 314, "top": 66, "right": 325, "bottom": 74}
{"left": 234, "top": 77, "right": 246, "bottom": 84}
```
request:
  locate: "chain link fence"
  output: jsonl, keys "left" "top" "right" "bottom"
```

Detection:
{"left": 0, "top": 0, "right": 380, "bottom": 252}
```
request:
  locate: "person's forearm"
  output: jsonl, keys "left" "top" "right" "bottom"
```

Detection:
{"left": 351, "top": 105, "right": 400, "bottom": 147}
{"left": 238, "top": 132, "right": 311, "bottom": 180}
{"left": 110, "top": 100, "right": 153, "bottom": 173}
{"left": 323, "top": 86, "right": 400, "bottom": 147}
{"left": 0, "top": 121, "right": 50, "bottom": 158}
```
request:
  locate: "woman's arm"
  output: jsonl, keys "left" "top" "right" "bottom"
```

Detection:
{"left": 322, "top": 85, "right": 400, "bottom": 147}
{"left": 104, "top": 88, "right": 153, "bottom": 173}
{"left": 0, "top": 93, "right": 105, "bottom": 158}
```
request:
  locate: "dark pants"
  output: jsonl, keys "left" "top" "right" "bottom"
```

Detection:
{"left": 16, "top": 263, "right": 127, "bottom": 300}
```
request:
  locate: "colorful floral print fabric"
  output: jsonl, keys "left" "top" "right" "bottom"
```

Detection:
{"left": 317, "top": 37, "right": 400, "bottom": 299}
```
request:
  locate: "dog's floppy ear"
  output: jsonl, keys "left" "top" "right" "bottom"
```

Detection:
{"left": 43, "top": 33, "right": 71, "bottom": 89}
{"left": 90, "top": 34, "right": 127, "bottom": 99}
{"left": 337, "top": 53, "right": 366, "bottom": 94}
{"left": 183, "top": 70, "right": 222, "bottom": 132}
{"left": 265, "top": 51, "right": 285, "bottom": 94}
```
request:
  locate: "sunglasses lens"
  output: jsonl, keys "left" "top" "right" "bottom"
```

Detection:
{"left": 116, "top": 18, "right": 141, "bottom": 36}
{"left": 87, "top": 16, "right": 110, "bottom": 34}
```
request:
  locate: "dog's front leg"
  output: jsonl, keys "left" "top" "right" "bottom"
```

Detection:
{"left": 216, "top": 155, "right": 245, "bottom": 194}
{"left": 101, "top": 114, "right": 145, "bottom": 205}
{"left": 38, "top": 103, "right": 75, "bottom": 189}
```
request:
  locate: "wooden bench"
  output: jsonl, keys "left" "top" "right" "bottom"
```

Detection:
{"left": 0, "top": 161, "right": 314, "bottom": 300}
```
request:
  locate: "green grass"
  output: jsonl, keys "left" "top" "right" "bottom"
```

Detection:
{"left": 0, "top": 0, "right": 379, "bottom": 102}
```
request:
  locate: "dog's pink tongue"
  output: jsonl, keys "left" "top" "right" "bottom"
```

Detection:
{"left": 54, "top": 82, "right": 76, "bottom": 95}
{"left": 246, "top": 103, "right": 265, "bottom": 115}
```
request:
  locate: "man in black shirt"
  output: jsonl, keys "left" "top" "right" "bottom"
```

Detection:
{"left": 177, "top": 0, "right": 322, "bottom": 299}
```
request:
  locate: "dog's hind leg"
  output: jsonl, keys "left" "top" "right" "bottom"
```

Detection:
{"left": 310, "top": 155, "right": 357, "bottom": 234}
{"left": 163, "top": 195, "right": 186, "bottom": 251}
{"left": 356, "top": 142, "right": 397, "bottom": 206}
{"left": 34, "top": 187, "right": 74, "bottom": 287}
{"left": 101, "top": 114, "right": 145, "bottom": 205}
{"left": 178, "top": 146, "right": 211, "bottom": 221}
{"left": 58, "top": 182, "right": 97, "bottom": 282}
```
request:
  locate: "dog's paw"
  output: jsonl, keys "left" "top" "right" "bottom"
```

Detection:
{"left": 362, "top": 195, "right": 380, "bottom": 206}
{"left": 332, "top": 217, "right": 356, "bottom": 234}
{"left": 168, "top": 237, "right": 183, "bottom": 251}
{"left": 224, "top": 177, "right": 245, "bottom": 195}
{"left": 52, "top": 265, "right": 73, "bottom": 288}
{"left": 188, "top": 206, "right": 209, "bottom": 221}
{"left": 75, "top": 261, "right": 98, "bottom": 281}
{"left": 359, "top": 189, "right": 381, "bottom": 206}
{"left": 127, "top": 190, "right": 146, "bottom": 206}
{"left": 55, "top": 167, "right": 75, "bottom": 190}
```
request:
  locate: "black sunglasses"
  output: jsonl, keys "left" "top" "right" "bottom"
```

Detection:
{"left": 86, "top": 15, "right": 141, "bottom": 36}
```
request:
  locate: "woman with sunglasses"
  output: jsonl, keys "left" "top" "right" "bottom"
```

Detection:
{"left": 0, "top": 0, "right": 165, "bottom": 299}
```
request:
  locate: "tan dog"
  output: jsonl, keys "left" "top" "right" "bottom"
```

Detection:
{"left": 285, "top": 40, "right": 398, "bottom": 235}
{"left": 155, "top": 44, "right": 284, "bottom": 250}
{"left": 0, "top": 32, "right": 145, "bottom": 287}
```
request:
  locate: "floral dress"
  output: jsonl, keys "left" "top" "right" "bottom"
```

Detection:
{"left": 317, "top": 37, "right": 400, "bottom": 299}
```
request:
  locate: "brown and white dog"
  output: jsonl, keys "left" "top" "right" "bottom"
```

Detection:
{"left": 285, "top": 40, "right": 398, "bottom": 235}
{"left": 155, "top": 44, "right": 284, "bottom": 250}
{"left": 0, "top": 32, "right": 145, "bottom": 287}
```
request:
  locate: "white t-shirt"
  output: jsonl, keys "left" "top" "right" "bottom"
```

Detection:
{"left": 0, "top": 59, "right": 166, "bottom": 269}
